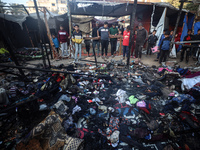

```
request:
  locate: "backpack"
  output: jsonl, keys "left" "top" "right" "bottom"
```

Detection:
{"left": 161, "top": 39, "right": 170, "bottom": 50}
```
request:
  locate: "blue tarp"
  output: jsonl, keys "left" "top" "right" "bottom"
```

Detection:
{"left": 178, "top": 15, "right": 188, "bottom": 52}
{"left": 194, "top": 22, "right": 200, "bottom": 35}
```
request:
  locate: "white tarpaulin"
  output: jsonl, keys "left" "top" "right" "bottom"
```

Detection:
{"left": 169, "top": 43, "right": 177, "bottom": 58}
{"left": 155, "top": 8, "right": 167, "bottom": 46}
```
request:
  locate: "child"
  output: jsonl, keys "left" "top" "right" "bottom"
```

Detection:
{"left": 52, "top": 33, "right": 60, "bottom": 54}
{"left": 58, "top": 24, "right": 69, "bottom": 57}
{"left": 84, "top": 33, "right": 91, "bottom": 57}
{"left": 122, "top": 25, "right": 130, "bottom": 60}
{"left": 147, "top": 30, "right": 158, "bottom": 56}
{"left": 116, "top": 29, "right": 122, "bottom": 53}
{"left": 72, "top": 24, "right": 83, "bottom": 62}
{"left": 159, "top": 31, "right": 170, "bottom": 64}
{"left": 180, "top": 29, "right": 192, "bottom": 63}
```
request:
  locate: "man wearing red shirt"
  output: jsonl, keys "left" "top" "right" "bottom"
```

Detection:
{"left": 58, "top": 24, "right": 69, "bottom": 57}
{"left": 123, "top": 26, "right": 130, "bottom": 60}
{"left": 180, "top": 29, "right": 192, "bottom": 63}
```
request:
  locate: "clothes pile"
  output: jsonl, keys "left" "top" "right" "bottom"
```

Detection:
{"left": 0, "top": 61, "right": 200, "bottom": 150}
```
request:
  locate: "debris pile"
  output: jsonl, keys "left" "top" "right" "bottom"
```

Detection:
{"left": 0, "top": 61, "right": 200, "bottom": 150}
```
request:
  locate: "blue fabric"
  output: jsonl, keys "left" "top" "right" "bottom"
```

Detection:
{"left": 176, "top": 68, "right": 189, "bottom": 75}
{"left": 52, "top": 37, "right": 60, "bottom": 48}
{"left": 194, "top": 22, "right": 200, "bottom": 35}
{"left": 158, "top": 34, "right": 165, "bottom": 46}
{"left": 178, "top": 15, "right": 188, "bottom": 52}
{"left": 188, "top": 14, "right": 195, "bottom": 29}
{"left": 161, "top": 39, "right": 170, "bottom": 50}
{"left": 170, "top": 94, "right": 196, "bottom": 104}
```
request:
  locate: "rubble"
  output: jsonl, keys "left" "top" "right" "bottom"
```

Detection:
{"left": 0, "top": 60, "right": 200, "bottom": 150}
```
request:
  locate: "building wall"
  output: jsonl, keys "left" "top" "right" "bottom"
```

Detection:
{"left": 26, "top": 0, "right": 67, "bottom": 14}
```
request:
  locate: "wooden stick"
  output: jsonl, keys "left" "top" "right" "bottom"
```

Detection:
{"left": 44, "top": 8, "right": 56, "bottom": 59}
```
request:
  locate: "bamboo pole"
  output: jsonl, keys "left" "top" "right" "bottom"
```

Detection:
{"left": 119, "top": 37, "right": 122, "bottom": 56}
{"left": 44, "top": 7, "right": 56, "bottom": 59}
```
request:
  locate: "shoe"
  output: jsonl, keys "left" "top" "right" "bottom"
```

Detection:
{"left": 154, "top": 59, "right": 159, "bottom": 61}
{"left": 106, "top": 56, "right": 109, "bottom": 59}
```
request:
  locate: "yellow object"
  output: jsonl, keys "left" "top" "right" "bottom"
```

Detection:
{"left": 72, "top": 38, "right": 83, "bottom": 44}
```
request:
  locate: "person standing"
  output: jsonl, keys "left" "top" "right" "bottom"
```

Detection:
{"left": 97, "top": 21, "right": 109, "bottom": 59}
{"left": 180, "top": 29, "right": 192, "bottom": 63}
{"left": 131, "top": 30, "right": 137, "bottom": 58}
{"left": 52, "top": 33, "right": 60, "bottom": 54}
{"left": 155, "top": 29, "right": 167, "bottom": 61}
{"left": 116, "top": 29, "right": 123, "bottom": 53}
{"left": 169, "top": 30, "right": 174, "bottom": 40}
{"left": 147, "top": 30, "right": 158, "bottom": 56}
{"left": 122, "top": 25, "right": 130, "bottom": 60}
{"left": 84, "top": 33, "right": 91, "bottom": 57}
{"left": 58, "top": 24, "right": 69, "bottom": 57}
{"left": 92, "top": 21, "right": 100, "bottom": 57}
{"left": 109, "top": 23, "right": 118, "bottom": 57}
{"left": 159, "top": 31, "right": 171, "bottom": 65}
{"left": 72, "top": 25, "right": 83, "bottom": 62}
{"left": 135, "top": 23, "right": 147, "bottom": 62}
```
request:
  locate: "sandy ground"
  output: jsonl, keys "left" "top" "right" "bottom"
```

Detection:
{"left": 25, "top": 51, "right": 198, "bottom": 69}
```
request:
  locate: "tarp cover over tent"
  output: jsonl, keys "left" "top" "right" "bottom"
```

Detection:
{"left": 0, "top": 13, "right": 48, "bottom": 49}
{"left": 68, "top": 1, "right": 193, "bottom": 31}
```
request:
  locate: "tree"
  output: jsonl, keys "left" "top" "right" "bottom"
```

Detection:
{"left": 167, "top": 0, "right": 180, "bottom": 8}
{"left": 9, "top": 3, "right": 26, "bottom": 15}
{"left": 184, "top": 3, "right": 199, "bottom": 12}
{"left": 0, "top": 0, "right": 6, "bottom": 13}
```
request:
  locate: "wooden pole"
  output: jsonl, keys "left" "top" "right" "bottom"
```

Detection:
{"left": 67, "top": 0, "right": 72, "bottom": 57}
{"left": 170, "top": 0, "right": 185, "bottom": 51}
{"left": 127, "top": 0, "right": 137, "bottom": 66}
{"left": 33, "top": 0, "right": 47, "bottom": 68}
{"left": 119, "top": 37, "right": 122, "bottom": 56}
{"left": 44, "top": 7, "right": 56, "bottom": 59}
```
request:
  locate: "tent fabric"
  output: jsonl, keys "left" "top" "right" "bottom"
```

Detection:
{"left": 72, "top": 17, "right": 94, "bottom": 33}
{"left": 188, "top": 14, "right": 195, "bottom": 30}
{"left": 0, "top": 13, "right": 28, "bottom": 29}
{"left": 155, "top": 8, "right": 166, "bottom": 46}
{"left": 194, "top": 22, "right": 200, "bottom": 35}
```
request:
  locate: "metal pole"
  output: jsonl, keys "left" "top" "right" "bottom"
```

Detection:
{"left": 127, "top": 0, "right": 137, "bottom": 67}
{"left": 33, "top": 0, "right": 47, "bottom": 68}
{"left": 67, "top": 0, "right": 72, "bottom": 36}
{"left": 170, "top": 0, "right": 185, "bottom": 50}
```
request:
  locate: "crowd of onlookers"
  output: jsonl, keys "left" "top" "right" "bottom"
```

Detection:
{"left": 51, "top": 21, "right": 200, "bottom": 64}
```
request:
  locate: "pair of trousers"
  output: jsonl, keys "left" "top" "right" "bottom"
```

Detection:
{"left": 75, "top": 43, "right": 82, "bottom": 60}
{"left": 85, "top": 45, "right": 90, "bottom": 54}
{"left": 101, "top": 40, "right": 109, "bottom": 56}
{"left": 123, "top": 46, "right": 129, "bottom": 57}
{"left": 159, "top": 50, "right": 169, "bottom": 64}
{"left": 116, "top": 41, "right": 120, "bottom": 52}
{"left": 181, "top": 46, "right": 190, "bottom": 62}
{"left": 60, "top": 42, "right": 68, "bottom": 56}
{"left": 135, "top": 42, "right": 143, "bottom": 58}
{"left": 147, "top": 44, "right": 154, "bottom": 55}
{"left": 131, "top": 42, "right": 136, "bottom": 56}
{"left": 92, "top": 40, "right": 100, "bottom": 55}
{"left": 110, "top": 39, "right": 117, "bottom": 55}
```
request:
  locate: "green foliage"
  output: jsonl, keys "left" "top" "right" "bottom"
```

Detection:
{"left": 167, "top": 0, "right": 180, "bottom": 8}
{"left": 184, "top": 3, "right": 199, "bottom": 12}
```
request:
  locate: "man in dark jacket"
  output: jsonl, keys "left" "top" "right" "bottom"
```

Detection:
{"left": 147, "top": 30, "right": 157, "bottom": 56}
{"left": 135, "top": 23, "right": 147, "bottom": 62}
{"left": 92, "top": 21, "right": 100, "bottom": 57}
{"left": 180, "top": 29, "right": 192, "bottom": 63}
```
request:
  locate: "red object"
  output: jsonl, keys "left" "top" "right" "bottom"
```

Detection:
{"left": 123, "top": 30, "right": 130, "bottom": 46}
{"left": 185, "top": 35, "right": 191, "bottom": 45}
{"left": 175, "top": 32, "right": 181, "bottom": 49}
{"left": 58, "top": 30, "right": 69, "bottom": 42}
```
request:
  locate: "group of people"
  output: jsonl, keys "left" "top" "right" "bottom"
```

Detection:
{"left": 51, "top": 21, "right": 200, "bottom": 64}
